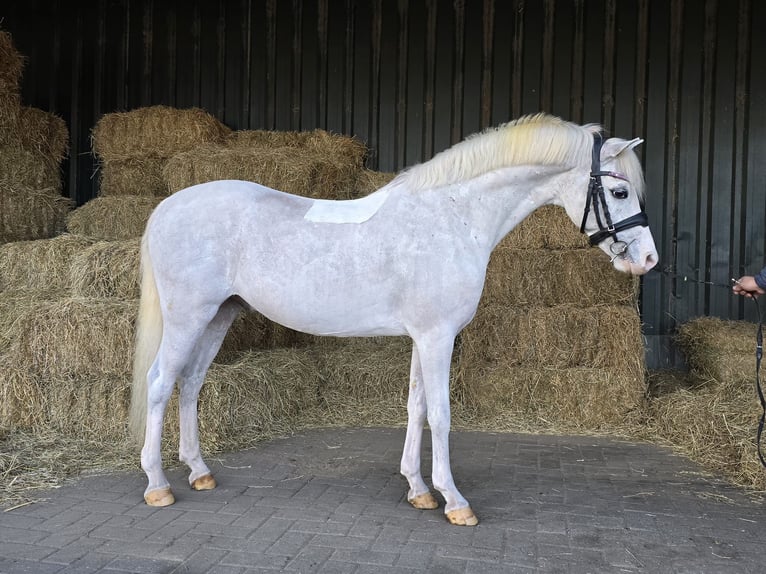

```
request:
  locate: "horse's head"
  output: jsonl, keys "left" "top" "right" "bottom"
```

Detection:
{"left": 569, "top": 135, "right": 659, "bottom": 276}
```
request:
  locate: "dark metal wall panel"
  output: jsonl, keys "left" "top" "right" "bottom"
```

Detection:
{"left": 2, "top": 0, "right": 765, "bottom": 369}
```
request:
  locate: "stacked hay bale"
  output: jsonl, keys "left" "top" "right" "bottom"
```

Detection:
{"left": 647, "top": 317, "right": 765, "bottom": 489}
{"left": 92, "top": 105, "right": 232, "bottom": 197}
{"left": 0, "top": 30, "right": 71, "bottom": 243}
{"left": 164, "top": 128, "right": 368, "bottom": 199}
{"left": 454, "top": 205, "right": 645, "bottom": 431}
{"left": 0, "top": 31, "right": 73, "bottom": 433}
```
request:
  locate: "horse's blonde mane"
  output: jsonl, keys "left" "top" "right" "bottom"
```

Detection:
{"left": 397, "top": 114, "right": 598, "bottom": 191}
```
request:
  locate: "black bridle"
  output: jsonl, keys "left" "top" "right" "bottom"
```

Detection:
{"left": 579, "top": 133, "right": 650, "bottom": 256}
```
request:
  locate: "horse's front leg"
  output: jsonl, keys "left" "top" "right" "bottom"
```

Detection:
{"left": 401, "top": 344, "right": 439, "bottom": 510}
{"left": 416, "top": 333, "right": 478, "bottom": 526}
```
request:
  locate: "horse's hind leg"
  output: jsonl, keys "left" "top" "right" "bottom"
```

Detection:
{"left": 401, "top": 343, "right": 439, "bottom": 510}
{"left": 178, "top": 299, "right": 241, "bottom": 491}
{"left": 142, "top": 303, "right": 221, "bottom": 506}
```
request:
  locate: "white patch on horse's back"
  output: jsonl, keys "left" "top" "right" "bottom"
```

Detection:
{"left": 304, "top": 186, "right": 393, "bottom": 223}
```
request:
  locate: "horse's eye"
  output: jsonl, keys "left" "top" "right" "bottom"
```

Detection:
{"left": 611, "top": 186, "right": 629, "bottom": 199}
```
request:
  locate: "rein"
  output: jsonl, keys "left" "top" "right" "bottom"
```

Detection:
{"left": 580, "top": 133, "right": 649, "bottom": 252}
{"left": 754, "top": 297, "right": 766, "bottom": 467}
{"left": 650, "top": 267, "right": 766, "bottom": 468}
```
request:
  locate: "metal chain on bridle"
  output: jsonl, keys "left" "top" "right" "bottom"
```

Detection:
{"left": 650, "top": 267, "right": 766, "bottom": 468}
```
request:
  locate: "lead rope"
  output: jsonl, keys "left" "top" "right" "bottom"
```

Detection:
{"left": 752, "top": 295, "right": 766, "bottom": 468}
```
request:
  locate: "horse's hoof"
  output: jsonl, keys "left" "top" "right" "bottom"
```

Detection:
{"left": 408, "top": 492, "right": 439, "bottom": 510}
{"left": 144, "top": 487, "right": 175, "bottom": 507}
{"left": 446, "top": 506, "right": 479, "bottom": 526}
{"left": 191, "top": 474, "right": 217, "bottom": 491}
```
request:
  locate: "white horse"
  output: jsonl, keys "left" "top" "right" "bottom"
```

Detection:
{"left": 129, "top": 113, "right": 658, "bottom": 526}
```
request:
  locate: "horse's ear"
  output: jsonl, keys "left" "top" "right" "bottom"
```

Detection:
{"left": 602, "top": 137, "right": 643, "bottom": 159}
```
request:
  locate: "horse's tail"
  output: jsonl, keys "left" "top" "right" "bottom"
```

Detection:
{"left": 128, "top": 233, "right": 163, "bottom": 445}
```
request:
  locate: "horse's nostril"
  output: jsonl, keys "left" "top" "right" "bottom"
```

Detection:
{"left": 644, "top": 252, "right": 659, "bottom": 270}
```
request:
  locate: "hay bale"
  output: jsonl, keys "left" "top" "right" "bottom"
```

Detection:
{"left": 0, "top": 297, "right": 132, "bottom": 432}
{"left": 0, "top": 147, "right": 62, "bottom": 191}
{"left": 0, "top": 185, "right": 71, "bottom": 243}
{"left": 227, "top": 129, "right": 307, "bottom": 149}
{"left": 51, "top": 373, "right": 132, "bottom": 438}
{"left": 460, "top": 363, "right": 644, "bottom": 430}
{"left": 226, "top": 128, "right": 368, "bottom": 166}
{"left": 676, "top": 317, "right": 758, "bottom": 385}
{"left": 0, "top": 234, "right": 94, "bottom": 292}
{"left": 305, "top": 337, "right": 412, "bottom": 428}
{"left": 69, "top": 239, "right": 140, "bottom": 299}
{"left": 0, "top": 30, "right": 23, "bottom": 109}
{"left": 314, "top": 337, "right": 411, "bottom": 402}
{"left": 0, "top": 290, "right": 65, "bottom": 354}
{"left": 92, "top": 105, "right": 231, "bottom": 161}
{"left": 354, "top": 169, "right": 396, "bottom": 196}
{"left": 647, "top": 378, "right": 765, "bottom": 490}
{"left": 0, "top": 106, "right": 68, "bottom": 163}
{"left": 0, "top": 357, "right": 46, "bottom": 429}
{"left": 504, "top": 205, "right": 589, "bottom": 250}
{"left": 97, "top": 157, "right": 168, "bottom": 197}
{"left": 8, "top": 297, "right": 136, "bottom": 378}
{"left": 483, "top": 247, "right": 638, "bottom": 307}
{"left": 163, "top": 144, "right": 361, "bottom": 199}
{"left": 66, "top": 196, "right": 163, "bottom": 240}
{"left": 459, "top": 304, "right": 644, "bottom": 370}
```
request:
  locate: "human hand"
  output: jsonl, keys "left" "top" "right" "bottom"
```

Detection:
{"left": 732, "top": 275, "right": 764, "bottom": 298}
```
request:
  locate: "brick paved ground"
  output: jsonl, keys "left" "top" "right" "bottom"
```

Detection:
{"left": 0, "top": 427, "right": 764, "bottom": 573}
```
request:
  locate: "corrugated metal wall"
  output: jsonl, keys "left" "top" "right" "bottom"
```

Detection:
{"left": 3, "top": 0, "right": 765, "bottom": 368}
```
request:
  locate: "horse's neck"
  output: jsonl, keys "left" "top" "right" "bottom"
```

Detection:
{"left": 443, "top": 165, "right": 576, "bottom": 253}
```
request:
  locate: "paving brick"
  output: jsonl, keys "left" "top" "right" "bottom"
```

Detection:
{"left": 103, "top": 556, "right": 181, "bottom": 573}
{"left": 310, "top": 533, "right": 372, "bottom": 551}
{"left": 264, "top": 531, "right": 314, "bottom": 557}
{"left": 207, "top": 535, "right": 270, "bottom": 554}
{"left": 283, "top": 545, "right": 334, "bottom": 572}
{"left": 197, "top": 566, "right": 247, "bottom": 574}
{"left": 0, "top": 525, "right": 50, "bottom": 545}
{"left": 40, "top": 537, "right": 104, "bottom": 565}
{"left": 220, "top": 550, "right": 290, "bottom": 570}
{"left": 0, "top": 541, "right": 58, "bottom": 562}
{"left": 331, "top": 548, "right": 398, "bottom": 567}
{"left": 316, "top": 559, "right": 357, "bottom": 573}
{"left": 56, "top": 552, "right": 114, "bottom": 573}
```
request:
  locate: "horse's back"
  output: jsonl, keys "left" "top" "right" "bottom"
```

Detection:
{"left": 150, "top": 180, "right": 309, "bottom": 225}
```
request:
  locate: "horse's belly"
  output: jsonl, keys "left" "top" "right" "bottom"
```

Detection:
{"left": 248, "top": 294, "right": 406, "bottom": 338}
{"left": 235, "top": 268, "right": 407, "bottom": 337}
